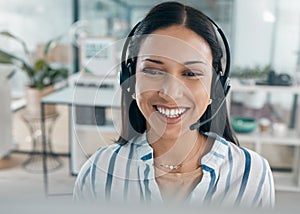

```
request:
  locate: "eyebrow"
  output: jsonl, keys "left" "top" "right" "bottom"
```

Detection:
{"left": 184, "top": 60, "right": 207, "bottom": 65}
{"left": 141, "top": 58, "right": 207, "bottom": 65}
{"left": 141, "top": 58, "right": 164, "bottom": 64}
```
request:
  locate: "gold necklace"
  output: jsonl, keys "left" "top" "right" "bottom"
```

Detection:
{"left": 158, "top": 163, "right": 182, "bottom": 170}
{"left": 155, "top": 135, "right": 206, "bottom": 171}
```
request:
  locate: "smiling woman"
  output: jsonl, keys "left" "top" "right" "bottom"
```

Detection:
{"left": 73, "top": 1, "right": 275, "bottom": 208}
{"left": 135, "top": 28, "right": 213, "bottom": 143}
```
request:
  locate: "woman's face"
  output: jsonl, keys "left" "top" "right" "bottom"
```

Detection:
{"left": 135, "top": 25, "right": 213, "bottom": 140}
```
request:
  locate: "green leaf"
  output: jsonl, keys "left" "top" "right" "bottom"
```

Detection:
{"left": 47, "top": 67, "right": 69, "bottom": 84}
{"left": 0, "top": 49, "right": 23, "bottom": 64}
{"left": 34, "top": 59, "right": 49, "bottom": 72}
{"left": 0, "top": 31, "right": 30, "bottom": 55}
{"left": 44, "top": 35, "right": 63, "bottom": 56}
{"left": 6, "top": 69, "right": 16, "bottom": 79}
{"left": 0, "top": 49, "right": 35, "bottom": 79}
{"left": 1, "top": 31, "right": 69, "bottom": 90}
{"left": 34, "top": 81, "right": 45, "bottom": 90}
{"left": 0, "top": 50, "right": 15, "bottom": 64}
{"left": 22, "top": 62, "right": 36, "bottom": 78}
{"left": 84, "top": 67, "right": 93, "bottom": 74}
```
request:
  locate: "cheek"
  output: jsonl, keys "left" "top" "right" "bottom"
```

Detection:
{"left": 193, "top": 91, "right": 210, "bottom": 112}
{"left": 135, "top": 75, "right": 163, "bottom": 95}
{"left": 135, "top": 92, "right": 153, "bottom": 115}
{"left": 187, "top": 82, "right": 211, "bottom": 114}
{"left": 135, "top": 77, "right": 154, "bottom": 109}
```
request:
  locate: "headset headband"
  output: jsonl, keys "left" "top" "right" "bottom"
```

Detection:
{"left": 120, "top": 22, "right": 141, "bottom": 74}
{"left": 206, "top": 17, "right": 231, "bottom": 79}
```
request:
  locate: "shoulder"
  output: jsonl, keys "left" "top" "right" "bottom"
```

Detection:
{"left": 73, "top": 143, "right": 121, "bottom": 185}
{"left": 75, "top": 134, "right": 146, "bottom": 178}
{"left": 215, "top": 136, "right": 273, "bottom": 188}
{"left": 218, "top": 136, "right": 269, "bottom": 168}
{"left": 206, "top": 134, "right": 272, "bottom": 176}
{"left": 194, "top": 133, "right": 274, "bottom": 207}
{"left": 73, "top": 136, "right": 142, "bottom": 200}
{"left": 225, "top": 138, "right": 275, "bottom": 207}
{"left": 226, "top": 138, "right": 269, "bottom": 170}
{"left": 79, "top": 140, "right": 138, "bottom": 172}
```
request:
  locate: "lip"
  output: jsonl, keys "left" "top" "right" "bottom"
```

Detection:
{"left": 153, "top": 104, "right": 189, "bottom": 124}
{"left": 153, "top": 104, "right": 190, "bottom": 109}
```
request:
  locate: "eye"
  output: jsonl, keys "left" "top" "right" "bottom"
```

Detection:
{"left": 183, "top": 70, "right": 204, "bottom": 78}
{"left": 142, "top": 68, "right": 164, "bottom": 76}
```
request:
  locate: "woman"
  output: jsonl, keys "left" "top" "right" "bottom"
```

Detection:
{"left": 73, "top": 2, "right": 275, "bottom": 207}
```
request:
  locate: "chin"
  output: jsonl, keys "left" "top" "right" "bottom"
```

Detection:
{"left": 160, "top": 125, "right": 191, "bottom": 140}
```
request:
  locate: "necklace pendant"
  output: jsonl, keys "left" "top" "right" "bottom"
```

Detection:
{"left": 160, "top": 164, "right": 182, "bottom": 170}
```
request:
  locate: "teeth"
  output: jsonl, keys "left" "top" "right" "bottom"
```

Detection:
{"left": 156, "top": 106, "right": 187, "bottom": 118}
{"left": 170, "top": 109, "right": 175, "bottom": 116}
{"left": 166, "top": 109, "right": 170, "bottom": 116}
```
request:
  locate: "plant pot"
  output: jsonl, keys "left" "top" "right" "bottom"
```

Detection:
{"left": 24, "top": 85, "right": 57, "bottom": 118}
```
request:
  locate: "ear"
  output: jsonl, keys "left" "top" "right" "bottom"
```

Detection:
{"left": 208, "top": 98, "right": 212, "bottom": 105}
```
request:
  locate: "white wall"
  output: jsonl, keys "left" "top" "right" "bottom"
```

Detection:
{"left": 233, "top": 0, "right": 300, "bottom": 74}
{"left": 232, "top": 0, "right": 300, "bottom": 110}
{"left": 0, "top": 0, "right": 72, "bottom": 50}
{"left": 272, "top": 0, "right": 300, "bottom": 73}
{"left": 232, "top": 0, "right": 276, "bottom": 68}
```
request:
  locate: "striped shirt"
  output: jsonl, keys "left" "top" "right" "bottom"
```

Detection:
{"left": 73, "top": 132, "right": 275, "bottom": 208}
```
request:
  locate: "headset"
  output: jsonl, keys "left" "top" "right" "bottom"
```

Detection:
{"left": 119, "top": 16, "right": 231, "bottom": 131}
{"left": 119, "top": 21, "right": 140, "bottom": 92}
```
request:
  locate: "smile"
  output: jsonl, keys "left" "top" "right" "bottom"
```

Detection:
{"left": 154, "top": 105, "right": 188, "bottom": 118}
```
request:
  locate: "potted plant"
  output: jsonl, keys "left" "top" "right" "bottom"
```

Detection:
{"left": 0, "top": 31, "right": 69, "bottom": 118}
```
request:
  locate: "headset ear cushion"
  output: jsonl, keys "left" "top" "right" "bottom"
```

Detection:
{"left": 120, "top": 67, "right": 129, "bottom": 89}
{"left": 120, "top": 66, "right": 127, "bottom": 86}
{"left": 223, "top": 77, "right": 231, "bottom": 96}
{"left": 211, "top": 73, "right": 220, "bottom": 100}
{"left": 220, "top": 78, "right": 231, "bottom": 98}
{"left": 120, "top": 61, "right": 133, "bottom": 90}
{"left": 211, "top": 73, "right": 231, "bottom": 100}
{"left": 127, "top": 62, "right": 133, "bottom": 77}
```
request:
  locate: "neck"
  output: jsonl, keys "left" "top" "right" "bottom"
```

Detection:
{"left": 148, "top": 131, "right": 206, "bottom": 172}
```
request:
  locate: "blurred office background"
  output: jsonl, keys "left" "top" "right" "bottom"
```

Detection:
{"left": 0, "top": 0, "right": 300, "bottom": 208}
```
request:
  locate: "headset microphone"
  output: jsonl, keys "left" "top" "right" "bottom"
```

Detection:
{"left": 189, "top": 95, "right": 227, "bottom": 131}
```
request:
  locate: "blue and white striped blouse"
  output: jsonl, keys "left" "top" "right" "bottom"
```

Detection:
{"left": 73, "top": 132, "right": 275, "bottom": 208}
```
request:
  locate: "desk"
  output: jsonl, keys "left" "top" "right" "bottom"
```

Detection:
{"left": 41, "top": 85, "right": 121, "bottom": 196}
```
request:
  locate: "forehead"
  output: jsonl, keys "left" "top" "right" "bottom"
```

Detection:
{"left": 138, "top": 25, "right": 213, "bottom": 64}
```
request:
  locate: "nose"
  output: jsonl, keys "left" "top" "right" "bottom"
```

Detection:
{"left": 159, "top": 74, "right": 183, "bottom": 99}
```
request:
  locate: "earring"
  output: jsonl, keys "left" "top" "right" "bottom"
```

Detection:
{"left": 208, "top": 99, "right": 212, "bottom": 105}
{"left": 131, "top": 93, "right": 136, "bottom": 100}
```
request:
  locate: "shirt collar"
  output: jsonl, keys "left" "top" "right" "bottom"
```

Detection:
{"left": 132, "top": 132, "right": 230, "bottom": 170}
{"left": 133, "top": 132, "right": 154, "bottom": 164}
{"left": 201, "top": 133, "right": 229, "bottom": 170}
